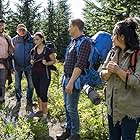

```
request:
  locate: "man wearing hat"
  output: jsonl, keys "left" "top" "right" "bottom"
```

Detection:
{"left": 0, "top": 19, "right": 14, "bottom": 107}
{"left": 12, "top": 23, "right": 34, "bottom": 115}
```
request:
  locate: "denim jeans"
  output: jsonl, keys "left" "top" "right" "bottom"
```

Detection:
{"left": 15, "top": 67, "right": 34, "bottom": 103}
{"left": 63, "top": 87, "right": 80, "bottom": 136}
{"left": 0, "top": 69, "right": 7, "bottom": 102}
{"left": 108, "top": 115, "right": 139, "bottom": 140}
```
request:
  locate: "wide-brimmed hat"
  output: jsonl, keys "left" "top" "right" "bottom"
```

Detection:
{"left": 17, "top": 23, "right": 27, "bottom": 30}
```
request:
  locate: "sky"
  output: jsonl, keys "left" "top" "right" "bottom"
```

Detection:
{"left": 10, "top": 0, "right": 85, "bottom": 19}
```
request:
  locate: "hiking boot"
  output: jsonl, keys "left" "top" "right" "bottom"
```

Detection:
{"left": 26, "top": 112, "right": 35, "bottom": 120}
{"left": 56, "top": 128, "right": 71, "bottom": 140}
{"left": 33, "top": 111, "right": 43, "bottom": 118}
{"left": 26, "top": 101, "right": 33, "bottom": 113}
{"left": 11, "top": 101, "right": 21, "bottom": 117}
{"left": 68, "top": 134, "right": 80, "bottom": 140}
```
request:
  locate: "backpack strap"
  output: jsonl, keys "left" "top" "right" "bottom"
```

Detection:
{"left": 125, "top": 49, "right": 140, "bottom": 89}
{"left": 130, "top": 49, "right": 140, "bottom": 72}
{"left": 75, "top": 36, "right": 88, "bottom": 55}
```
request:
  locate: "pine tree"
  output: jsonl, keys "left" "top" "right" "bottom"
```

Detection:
{"left": 7, "top": 0, "right": 41, "bottom": 36}
{"left": 0, "top": 0, "right": 11, "bottom": 20}
{"left": 83, "top": 0, "right": 140, "bottom": 35}
{"left": 42, "top": 0, "right": 56, "bottom": 42}
{"left": 55, "top": 0, "right": 71, "bottom": 60}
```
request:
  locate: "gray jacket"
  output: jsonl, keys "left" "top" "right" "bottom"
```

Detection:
{"left": 101, "top": 46, "right": 140, "bottom": 125}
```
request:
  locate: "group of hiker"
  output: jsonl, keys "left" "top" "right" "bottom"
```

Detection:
{"left": 0, "top": 17, "right": 140, "bottom": 140}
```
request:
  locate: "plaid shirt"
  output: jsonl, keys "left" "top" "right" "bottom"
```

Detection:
{"left": 64, "top": 35, "right": 91, "bottom": 75}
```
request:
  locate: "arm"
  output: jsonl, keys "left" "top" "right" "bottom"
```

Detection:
{"left": 65, "top": 67, "right": 82, "bottom": 94}
{"left": 65, "top": 39, "right": 91, "bottom": 94}
{"left": 42, "top": 53, "right": 56, "bottom": 66}
{"left": 101, "top": 69, "right": 112, "bottom": 81}
{"left": 101, "top": 61, "right": 126, "bottom": 82}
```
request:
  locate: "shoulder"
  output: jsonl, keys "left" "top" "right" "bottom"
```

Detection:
{"left": 44, "top": 46, "right": 54, "bottom": 53}
{"left": 46, "top": 41, "right": 55, "bottom": 52}
{"left": 12, "top": 35, "right": 19, "bottom": 42}
{"left": 24, "top": 32, "right": 34, "bottom": 42}
{"left": 77, "top": 35, "right": 91, "bottom": 46}
{"left": 4, "top": 33, "right": 11, "bottom": 39}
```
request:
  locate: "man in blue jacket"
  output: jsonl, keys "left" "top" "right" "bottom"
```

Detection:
{"left": 12, "top": 24, "right": 34, "bottom": 115}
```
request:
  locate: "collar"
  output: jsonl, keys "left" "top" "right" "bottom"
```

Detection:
{"left": 73, "top": 34, "right": 85, "bottom": 42}
{"left": 113, "top": 46, "right": 134, "bottom": 55}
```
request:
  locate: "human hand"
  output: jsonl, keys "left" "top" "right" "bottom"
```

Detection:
{"left": 30, "top": 60, "right": 34, "bottom": 65}
{"left": 10, "top": 68, "right": 15, "bottom": 74}
{"left": 42, "top": 59, "right": 47, "bottom": 65}
{"left": 107, "top": 61, "right": 120, "bottom": 74}
{"left": 65, "top": 81, "right": 74, "bottom": 94}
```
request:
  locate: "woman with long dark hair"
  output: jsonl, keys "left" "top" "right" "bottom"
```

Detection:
{"left": 101, "top": 17, "right": 140, "bottom": 140}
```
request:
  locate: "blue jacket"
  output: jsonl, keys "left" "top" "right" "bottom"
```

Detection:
{"left": 12, "top": 32, "right": 34, "bottom": 69}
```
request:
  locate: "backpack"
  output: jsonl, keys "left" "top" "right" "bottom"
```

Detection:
{"left": 75, "top": 31, "right": 112, "bottom": 88}
{"left": 125, "top": 49, "right": 140, "bottom": 89}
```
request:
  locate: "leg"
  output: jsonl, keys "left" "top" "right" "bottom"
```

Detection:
{"left": 66, "top": 89, "right": 80, "bottom": 136}
{"left": 63, "top": 88, "right": 71, "bottom": 130}
{"left": 108, "top": 115, "right": 121, "bottom": 140}
{"left": 39, "top": 75, "right": 50, "bottom": 114}
{"left": 32, "top": 74, "right": 40, "bottom": 111}
{"left": 56, "top": 87, "right": 72, "bottom": 140}
{"left": 0, "top": 69, "right": 8, "bottom": 103}
{"left": 24, "top": 69, "right": 34, "bottom": 103}
{"left": 121, "top": 116, "right": 139, "bottom": 140}
{"left": 15, "top": 69, "right": 23, "bottom": 102}
{"left": 38, "top": 97, "right": 43, "bottom": 111}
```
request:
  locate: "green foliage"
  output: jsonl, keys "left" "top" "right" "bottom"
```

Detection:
{"left": 79, "top": 93, "right": 108, "bottom": 140}
{"left": 54, "top": 0, "right": 71, "bottom": 60}
{"left": 29, "top": 119, "right": 49, "bottom": 140}
{"left": 0, "top": 0, "right": 11, "bottom": 19}
{"left": 0, "top": 110, "right": 34, "bottom": 140}
{"left": 6, "top": 0, "right": 42, "bottom": 36}
{"left": 83, "top": 0, "right": 140, "bottom": 35}
{"left": 41, "top": 0, "right": 56, "bottom": 42}
{"left": 48, "top": 63, "right": 65, "bottom": 122}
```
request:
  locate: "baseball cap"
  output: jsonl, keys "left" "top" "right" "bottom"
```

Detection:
{"left": 17, "top": 23, "right": 27, "bottom": 30}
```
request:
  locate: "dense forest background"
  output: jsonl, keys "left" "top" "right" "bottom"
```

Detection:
{"left": 0, "top": 0, "right": 140, "bottom": 60}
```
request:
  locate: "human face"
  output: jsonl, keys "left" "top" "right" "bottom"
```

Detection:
{"left": 68, "top": 23, "right": 76, "bottom": 38}
{"left": 34, "top": 35, "right": 44, "bottom": 46}
{"left": 112, "top": 28, "right": 125, "bottom": 49}
{"left": 17, "top": 28, "right": 27, "bottom": 37}
{"left": 0, "top": 22, "right": 5, "bottom": 33}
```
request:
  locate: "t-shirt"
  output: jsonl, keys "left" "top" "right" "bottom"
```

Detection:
{"left": 31, "top": 47, "right": 53, "bottom": 76}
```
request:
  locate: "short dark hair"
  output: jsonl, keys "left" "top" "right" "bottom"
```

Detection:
{"left": 0, "top": 19, "right": 6, "bottom": 23}
{"left": 71, "top": 19, "right": 84, "bottom": 31}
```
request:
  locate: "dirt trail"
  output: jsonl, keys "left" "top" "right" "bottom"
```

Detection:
{"left": 5, "top": 93, "right": 63, "bottom": 140}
